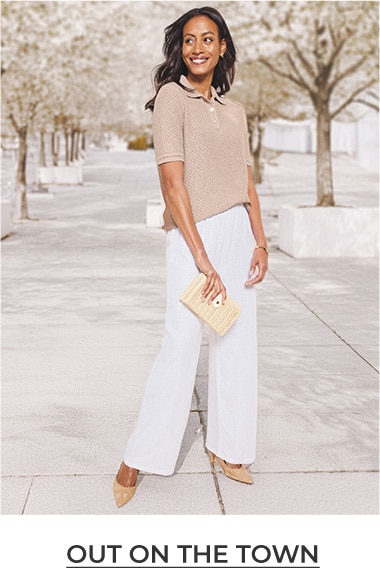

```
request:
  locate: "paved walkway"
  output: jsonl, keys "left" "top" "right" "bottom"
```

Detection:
{"left": 1, "top": 149, "right": 378, "bottom": 514}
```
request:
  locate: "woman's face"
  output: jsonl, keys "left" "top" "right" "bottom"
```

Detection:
{"left": 182, "top": 15, "right": 226, "bottom": 81}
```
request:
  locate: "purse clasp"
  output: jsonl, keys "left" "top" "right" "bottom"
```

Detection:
{"left": 212, "top": 294, "right": 222, "bottom": 308}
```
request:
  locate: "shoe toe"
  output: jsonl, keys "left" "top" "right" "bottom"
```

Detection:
{"left": 113, "top": 478, "right": 136, "bottom": 507}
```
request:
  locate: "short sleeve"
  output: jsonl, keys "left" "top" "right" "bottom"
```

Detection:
{"left": 152, "top": 83, "right": 185, "bottom": 165}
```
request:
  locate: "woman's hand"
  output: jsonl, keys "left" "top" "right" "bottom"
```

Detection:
{"left": 245, "top": 247, "right": 268, "bottom": 286}
{"left": 194, "top": 253, "right": 227, "bottom": 304}
{"left": 202, "top": 269, "right": 227, "bottom": 304}
{"left": 245, "top": 165, "right": 269, "bottom": 286}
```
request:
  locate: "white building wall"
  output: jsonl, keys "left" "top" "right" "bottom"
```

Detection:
{"left": 262, "top": 110, "right": 379, "bottom": 173}
{"left": 331, "top": 121, "right": 356, "bottom": 156}
{"left": 355, "top": 109, "right": 379, "bottom": 173}
{"left": 263, "top": 120, "right": 312, "bottom": 153}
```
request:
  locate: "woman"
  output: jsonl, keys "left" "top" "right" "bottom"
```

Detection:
{"left": 114, "top": 6, "right": 268, "bottom": 507}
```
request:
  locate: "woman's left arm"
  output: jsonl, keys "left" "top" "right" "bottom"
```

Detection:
{"left": 245, "top": 165, "right": 269, "bottom": 286}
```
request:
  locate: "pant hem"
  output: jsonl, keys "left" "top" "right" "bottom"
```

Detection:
{"left": 123, "top": 459, "right": 176, "bottom": 477}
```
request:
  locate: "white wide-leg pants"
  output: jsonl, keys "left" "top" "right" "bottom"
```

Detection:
{"left": 124, "top": 205, "right": 257, "bottom": 475}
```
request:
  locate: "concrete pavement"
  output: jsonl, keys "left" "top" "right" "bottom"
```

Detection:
{"left": 1, "top": 148, "right": 378, "bottom": 514}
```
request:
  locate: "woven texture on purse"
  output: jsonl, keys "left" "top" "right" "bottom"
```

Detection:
{"left": 180, "top": 273, "right": 241, "bottom": 336}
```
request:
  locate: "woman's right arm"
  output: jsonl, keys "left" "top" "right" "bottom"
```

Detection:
{"left": 159, "top": 160, "right": 226, "bottom": 303}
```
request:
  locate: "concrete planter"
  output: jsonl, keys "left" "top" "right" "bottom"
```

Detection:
{"left": 1, "top": 200, "right": 11, "bottom": 239}
{"left": 146, "top": 198, "right": 164, "bottom": 228}
{"left": 38, "top": 165, "right": 83, "bottom": 185}
{"left": 279, "top": 204, "right": 379, "bottom": 258}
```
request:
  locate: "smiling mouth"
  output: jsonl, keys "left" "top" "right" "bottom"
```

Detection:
{"left": 190, "top": 58, "right": 209, "bottom": 65}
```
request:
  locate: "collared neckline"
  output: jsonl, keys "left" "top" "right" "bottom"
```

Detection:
{"left": 179, "top": 75, "right": 225, "bottom": 105}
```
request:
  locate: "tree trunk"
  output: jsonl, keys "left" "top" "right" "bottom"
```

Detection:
{"left": 74, "top": 130, "right": 80, "bottom": 161}
{"left": 253, "top": 124, "right": 264, "bottom": 184}
{"left": 14, "top": 127, "right": 29, "bottom": 220}
{"left": 64, "top": 130, "right": 70, "bottom": 166}
{"left": 70, "top": 130, "right": 76, "bottom": 163}
{"left": 81, "top": 131, "right": 86, "bottom": 152}
{"left": 51, "top": 132, "right": 59, "bottom": 166}
{"left": 316, "top": 105, "right": 335, "bottom": 206}
{"left": 247, "top": 121, "right": 254, "bottom": 160}
{"left": 248, "top": 117, "right": 264, "bottom": 184}
{"left": 51, "top": 132, "right": 55, "bottom": 165}
{"left": 39, "top": 131, "right": 46, "bottom": 167}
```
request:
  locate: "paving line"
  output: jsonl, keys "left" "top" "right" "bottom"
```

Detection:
{"left": 20, "top": 477, "right": 34, "bottom": 515}
{"left": 193, "top": 386, "right": 226, "bottom": 515}
{"left": 269, "top": 270, "right": 379, "bottom": 374}
{"left": 2, "top": 468, "right": 378, "bottom": 480}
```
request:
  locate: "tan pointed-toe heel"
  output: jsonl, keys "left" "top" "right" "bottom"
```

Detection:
{"left": 113, "top": 462, "right": 138, "bottom": 507}
{"left": 208, "top": 450, "right": 253, "bottom": 485}
{"left": 113, "top": 477, "right": 136, "bottom": 507}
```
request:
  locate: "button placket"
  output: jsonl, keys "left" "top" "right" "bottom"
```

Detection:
{"left": 208, "top": 99, "right": 220, "bottom": 129}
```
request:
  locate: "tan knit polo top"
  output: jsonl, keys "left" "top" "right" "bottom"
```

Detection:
{"left": 152, "top": 75, "right": 252, "bottom": 231}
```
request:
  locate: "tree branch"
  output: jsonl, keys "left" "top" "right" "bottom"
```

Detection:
{"left": 8, "top": 112, "right": 21, "bottom": 135}
{"left": 314, "top": 18, "right": 325, "bottom": 75}
{"left": 260, "top": 16, "right": 272, "bottom": 32}
{"left": 352, "top": 98, "right": 379, "bottom": 112}
{"left": 328, "top": 53, "right": 371, "bottom": 94}
{"left": 286, "top": 52, "right": 314, "bottom": 95}
{"left": 324, "top": 31, "right": 352, "bottom": 82}
{"left": 328, "top": 23, "right": 337, "bottom": 48}
{"left": 258, "top": 57, "right": 307, "bottom": 91}
{"left": 29, "top": 101, "right": 39, "bottom": 123}
{"left": 290, "top": 38, "right": 315, "bottom": 77}
{"left": 330, "top": 79, "right": 378, "bottom": 119}
{"left": 366, "top": 90, "right": 379, "bottom": 102}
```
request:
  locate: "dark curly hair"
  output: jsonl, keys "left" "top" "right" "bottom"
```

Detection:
{"left": 145, "top": 6, "right": 237, "bottom": 111}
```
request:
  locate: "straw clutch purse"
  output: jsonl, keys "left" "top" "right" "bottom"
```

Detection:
{"left": 180, "top": 273, "right": 240, "bottom": 336}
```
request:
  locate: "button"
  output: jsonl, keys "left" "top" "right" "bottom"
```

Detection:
{"left": 210, "top": 107, "right": 215, "bottom": 112}
{"left": 213, "top": 119, "right": 218, "bottom": 123}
